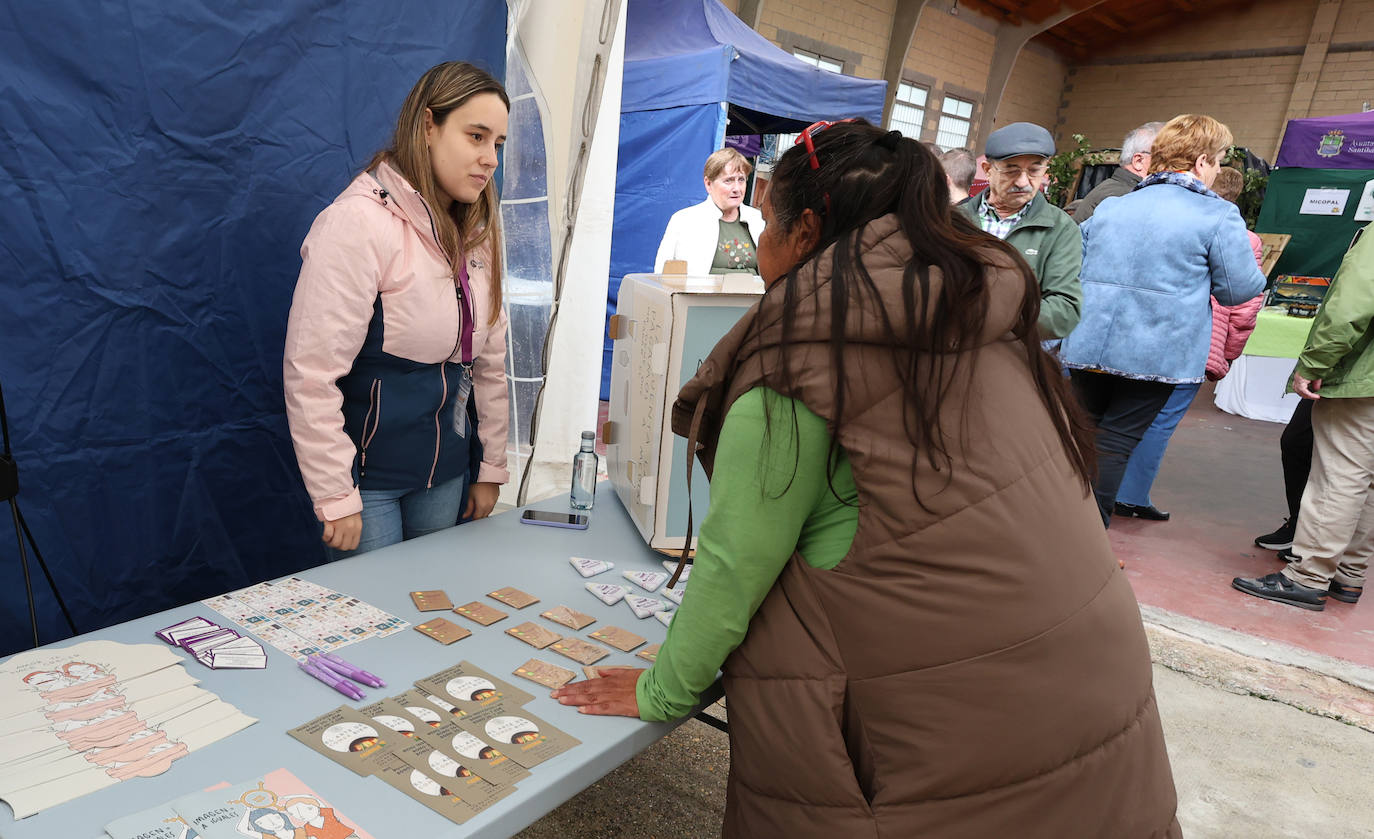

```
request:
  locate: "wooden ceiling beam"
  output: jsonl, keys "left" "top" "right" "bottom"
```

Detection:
{"left": 960, "top": 0, "right": 1023, "bottom": 25}
{"left": 1093, "top": 11, "right": 1127, "bottom": 32}
{"left": 1019, "top": 0, "right": 1065, "bottom": 23}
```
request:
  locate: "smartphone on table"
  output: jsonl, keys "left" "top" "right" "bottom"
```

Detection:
{"left": 519, "top": 510, "right": 589, "bottom": 530}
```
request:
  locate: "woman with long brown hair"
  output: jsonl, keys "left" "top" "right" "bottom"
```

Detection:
{"left": 554, "top": 119, "right": 1179, "bottom": 837}
{"left": 284, "top": 62, "right": 510, "bottom": 556}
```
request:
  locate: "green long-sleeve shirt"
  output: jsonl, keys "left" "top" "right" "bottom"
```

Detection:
{"left": 636, "top": 387, "right": 858, "bottom": 722}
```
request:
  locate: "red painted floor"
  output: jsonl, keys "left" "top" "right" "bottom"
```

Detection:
{"left": 1116, "top": 381, "right": 1374, "bottom": 669}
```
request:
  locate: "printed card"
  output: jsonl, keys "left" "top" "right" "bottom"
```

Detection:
{"left": 487, "top": 587, "right": 539, "bottom": 609}
{"left": 623, "top": 570, "right": 668, "bottom": 592}
{"left": 453, "top": 601, "right": 508, "bottom": 626}
{"left": 390, "top": 737, "right": 514, "bottom": 812}
{"left": 512, "top": 659, "right": 578, "bottom": 689}
{"left": 410, "top": 590, "right": 454, "bottom": 612}
{"left": 359, "top": 699, "right": 421, "bottom": 740}
{"left": 662, "top": 583, "right": 686, "bottom": 605}
{"left": 368, "top": 750, "right": 479, "bottom": 825}
{"left": 505, "top": 621, "right": 562, "bottom": 649}
{"left": 460, "top": 708, "right": 580, "bottom": 769}
{"left": 414, "top": 618, "right": 471, "bottom": 645}
{"left": 626, "top": 595, "right": 667, "bottom": 619}
{"left": 569, "top": 556, "right": 614, "bottom": 577}
{"left": 588, "top": 626, "right": 646, "bottom": 652}
{"left": 586, "top": 583, "right": 630, "bottom": 605}
{"left": 550, "top": 637, "right": 609, "bottom": 666}
{"left": 540, "top": 605, "right": 596, "bottom": 631}
{"left": 636, "top": 643, "right": 661, "bottom": 663}
{"left": 392, "top": 689, "right": 460, "bottom": 726}
{"left": 414, "top": 661, "right": 535, "bottom": 710}
{"left": 654, "top": 610, "right": 674, "bottom": 628}
{"left": 408, "top": 716, "right": 532, "bottom": 786}
{"left": 286, "top": 706, "right": 393, "bottom": 777}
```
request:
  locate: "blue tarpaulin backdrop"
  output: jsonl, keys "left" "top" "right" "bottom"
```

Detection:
{"left": 603, "top": 0, "right": 887, "bottom": 399}
{"left": 0, "top": 1, "right": 506, "bottom": 656}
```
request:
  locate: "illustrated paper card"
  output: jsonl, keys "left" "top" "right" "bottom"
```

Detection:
{"left": 172, "top": 768, "right": 375, "bottom": 839}
{"left": 434, "top": 725, "right": 531, "bottom": 786}
{"left": 391, "top": 689, "right": 455, "bottom": 728}
{"left": 505, "top": 621, "right": 562, "bottom": 649}
{"left": 467, "top": 709, "right": 580, "bottom": 769}
{"left": 414, "top": 617, "right": 471, "bottom": 645}
{"left": 662, "top": 583, "right": 686, "bottom": 605}
{"left": 390, "top": 738, "right": 514, "bottom": 812}
{"left": 105, "top": 803, "right": 198, "bottom": 839}
{"left": 637, "top": 643, "right": 662, "bottom": 663}
{"left": 512, "top": 659, "right": 577, "bottom": 689}
{"left": 368, "top": 750, "right": 479, "bottom": 825}
{"left": 540, "top": 605, "right": 596, "bottom": 631}
{"left": 569, "top": 556, "right": 614, "bottom": 577}
{"left": 414, "top": 661, "right": 535, "bottom": 710}
{"left": 550, "top": 637, "right": 609, "bottom": 666}
{"left": 654, "top": 610, "right": 674, "bottom": 628}
{"left": 488, "top": 586, "right": 540, "bottom": 609}
{"left": 286, "top": 706, "right": 392, "bottom": 777}
{"left": 359, "top": 699, "right": 421, "bottom": 740}
{"left": 453, "top": 601, "right": 508, "bottom": 626}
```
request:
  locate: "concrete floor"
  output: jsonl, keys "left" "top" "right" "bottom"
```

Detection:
{"left": 517, "top": 666, "right": 1374, "bottom": 839}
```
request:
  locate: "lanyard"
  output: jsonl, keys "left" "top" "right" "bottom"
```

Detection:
{"left": 457, "top": 259, "right": 475, "bottom": 364}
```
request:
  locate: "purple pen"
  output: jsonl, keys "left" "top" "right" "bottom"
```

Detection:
{"left": 299, "top": 660, "right": 365, "bottom": 701}
{"left": 315, "top": 652, "right": 386, "bottom": 688}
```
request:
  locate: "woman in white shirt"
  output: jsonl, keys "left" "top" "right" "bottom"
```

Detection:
{"left": 654, "top": 148, "right": 765, "bottom": 276}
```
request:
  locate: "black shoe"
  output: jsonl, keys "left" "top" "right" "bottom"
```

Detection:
{"left": 1114, "top": 502, "right": 1171, "bottom": 521}
{"left": 1277, "top": 547, "right": 1300, "bottom": 562}
{"left": 1329, "top": 581, "right": 1363, "bottom": 604}
{"left": 1232, "top": 572, "right": 1326, "bottom": 611}
{"left": 1255, "top": 518, "right": 1296, "bottom": 551}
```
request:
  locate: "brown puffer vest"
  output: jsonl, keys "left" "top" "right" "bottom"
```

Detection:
{"left": 672, "top": 215, "right": 1181, "bottom": 838}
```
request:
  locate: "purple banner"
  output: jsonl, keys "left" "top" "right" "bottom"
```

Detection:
{"left": 1277, "top": 110, "right": 1374, "bottom": 170}
{"left": 725, "top": 134, "right": 762, "bottom": 157}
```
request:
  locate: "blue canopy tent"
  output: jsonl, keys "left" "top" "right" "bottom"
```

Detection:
{"left": 603, "top": 0, "right": 887, "bottom": 397}
{"left": 0, "top": 0, "right": 506, "bottom": 655}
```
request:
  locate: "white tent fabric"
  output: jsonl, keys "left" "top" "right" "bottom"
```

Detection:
{"left": 505, "top": 0, "right": 626, "bottom": 505}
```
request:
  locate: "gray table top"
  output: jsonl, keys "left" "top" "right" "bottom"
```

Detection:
{"left": 0, "top": 485, "right": 707, "bottom": 838}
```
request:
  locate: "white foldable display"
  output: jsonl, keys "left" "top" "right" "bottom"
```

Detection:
{"left": 605, "top": 273, "right": 762, "bottom": 551}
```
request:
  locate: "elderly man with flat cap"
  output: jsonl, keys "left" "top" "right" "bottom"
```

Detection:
{"left": 958, "top": 122, "right": 1082, "bottom": 339}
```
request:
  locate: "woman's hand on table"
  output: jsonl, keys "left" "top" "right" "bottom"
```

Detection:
{"left": 551, "top": 669, "right": 644, "bottom": 717}
{"left": 465, "top": 481, "right": 500, "bottom": 520}
{"left": 321, "top": 513, "right": 362, "bottom": 551}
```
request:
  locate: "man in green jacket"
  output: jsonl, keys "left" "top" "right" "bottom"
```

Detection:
{"left": 1233, "top": 226, "right": 1374, "bottom": 610}
{"left": 958, "top": 122, "right": 1082, "bottom": 339}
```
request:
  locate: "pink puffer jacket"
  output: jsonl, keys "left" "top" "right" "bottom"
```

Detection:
{"left": 1206, "top": 230, "right": 1265, "bottom": 381}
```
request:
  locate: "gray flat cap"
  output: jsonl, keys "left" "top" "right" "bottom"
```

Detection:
{"left": 984, "top": 122, "right": 1055, "bottom": 160}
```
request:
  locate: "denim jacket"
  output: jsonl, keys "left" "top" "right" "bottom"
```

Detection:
{"left": 1059, "top": 179, "right": 1266, "bottom": 383}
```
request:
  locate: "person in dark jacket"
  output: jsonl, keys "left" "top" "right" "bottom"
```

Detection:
{"left": 1074, "top": 121, "right": 1163, "bottom": 223}
{"left": 957, "top": 122, "right": 1082, "bottom": 338}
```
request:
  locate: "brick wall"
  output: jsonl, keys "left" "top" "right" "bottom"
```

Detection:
{"left": 994, "top": 43, "right": 1070, "bottom": 136}
{"left": 756, "top": 0, "right": 894, "bottom": 80}
{"left": 1055, "top": 0, "right": 1374, "bottom": 159}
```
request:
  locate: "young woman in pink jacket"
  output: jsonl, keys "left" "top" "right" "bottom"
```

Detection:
{"left": 283, "top": 62, "right": 510, "bottom": 556}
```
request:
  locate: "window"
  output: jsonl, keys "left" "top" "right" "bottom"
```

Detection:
{"left": 935, "top": 95, "right": 975, "bottom": 150}
{"left": 888, "top": 82, "right": 927, "bottom": 139}
{"left": 791, "top": 47, "right": 844, "bottom": 74}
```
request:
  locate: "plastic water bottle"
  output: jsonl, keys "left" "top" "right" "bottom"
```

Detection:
{"left": 570, "top": 431, "right": 598, "bottom": 510}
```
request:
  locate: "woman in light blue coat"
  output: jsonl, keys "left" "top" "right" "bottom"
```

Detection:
{"left": 1059, "top": 114, "right": 1266, "bottom": 527}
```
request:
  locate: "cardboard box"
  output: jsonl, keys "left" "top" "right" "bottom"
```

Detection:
{"left": 605, "top": 273, "right": 762, "bottom": 550}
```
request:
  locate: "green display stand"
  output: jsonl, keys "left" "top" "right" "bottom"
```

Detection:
{"left": 1256, "top": 167, "right": 1373, "bottom": 279}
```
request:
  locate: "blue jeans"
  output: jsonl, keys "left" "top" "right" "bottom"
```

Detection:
{"left": 330, "top": 474, "right": 468, "bottom": 560}
{"left": 1116, "top": 382, "right": 1202, "bottom": 508}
